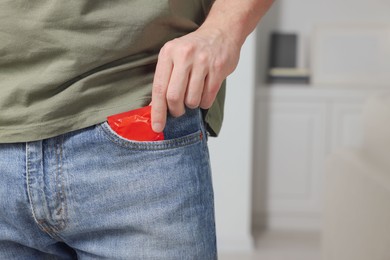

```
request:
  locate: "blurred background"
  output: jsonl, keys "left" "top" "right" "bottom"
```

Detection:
{"left": 208, "top": 0, "right": 390, "bottom": 259}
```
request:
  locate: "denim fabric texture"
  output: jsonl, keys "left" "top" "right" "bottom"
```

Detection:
{"left": 0, "top": 108, "right": 217, "bottom": 259}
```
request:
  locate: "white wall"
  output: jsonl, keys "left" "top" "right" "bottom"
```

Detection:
{"left": 252, "top": 0, "right": 390, "bottom": 230}
{"left": 208, "top": 34, "right": 256, "bottom": 252}
{"left": 210, "top": 0, "right": 390, "bottom": 253}
{"left": 275, "top": 0, "right": 390, "bottom": 30}
{"left": 256, "top": 0, "right": 390, "bottom": 83}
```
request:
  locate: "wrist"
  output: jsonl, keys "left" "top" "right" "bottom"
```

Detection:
{"left": 200, "top": 11, "right": 248, "bottom": 48}
{"left": 200, "top": 0, "right": 274, "bottom": 48}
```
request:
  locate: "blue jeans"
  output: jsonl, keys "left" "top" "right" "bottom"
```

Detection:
{"left": 0, "top": 109, "right": 217, "bottom": 259}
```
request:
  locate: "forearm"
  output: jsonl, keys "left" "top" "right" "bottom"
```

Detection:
{"left": 201, "top": 0, "right": 274, "bottom": 47}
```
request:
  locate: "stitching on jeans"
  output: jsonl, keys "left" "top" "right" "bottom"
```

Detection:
{"left": 25, "top": 143, "right": 41, "bottom": 227}
{"left": 25, "top": 142, "right": 66, "bottom": 241}
{"left": 58, "top": 135, "right": 68, "bottom": 230}
{"left": 55, "top": 141, "right": 60, "bottom": 227}
{"left": 25, "top": 143, "right": 56, "bottom": 240}
{"left": 54, "top": 137, "right": 67, "bottom": 231}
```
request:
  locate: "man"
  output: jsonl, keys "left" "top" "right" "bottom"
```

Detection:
{"left": 0, "top": 0, "right": 272, "bottom": 259}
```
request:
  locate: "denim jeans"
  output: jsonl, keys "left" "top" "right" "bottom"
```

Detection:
{"left": 0, "top": 108, "right": 217, "bottom": 259}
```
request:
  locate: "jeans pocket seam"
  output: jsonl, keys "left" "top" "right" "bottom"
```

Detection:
{"left": 98, "top": 122, "right": 203, "bottom": 150}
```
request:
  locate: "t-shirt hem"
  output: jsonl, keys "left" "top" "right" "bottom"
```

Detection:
{"left": 0, "top": 103, "right": 223, "bottom": 143}
{"left": 0, "top": 103, "right": 142, "bottom": 143}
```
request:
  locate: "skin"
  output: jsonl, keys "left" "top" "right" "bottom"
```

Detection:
{"left": 151, "top": 0, "right": 274, "bottom": 133}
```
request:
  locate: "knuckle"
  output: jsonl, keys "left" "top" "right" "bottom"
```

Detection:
{"left": 200, "top": 99, "right": 213, "bottom": 109}
{"left": 185, "top": 96, "right": 200, "bottom": 109}
{"left": 159, "top": 43, "right": 173, "bottom": 59}
{"left": 179, "top": 43, "right": 195, "bottom": 58}
{"left": 197, "top": 53, "right": 208, "bottom": 65}
{"left": 166, "top": 91, "right": 181, "bottom": 104}
{"left": 162, "top": 41, "right": 174, "bottom": 53}
{"left": 214, "top": 60, "right": 224, "bottom": 71}
{"left": 175, "top": 110, "right": 185, "bottom": 117}
{"left": 169, "top": 106, "right": 185, "bottom": 117}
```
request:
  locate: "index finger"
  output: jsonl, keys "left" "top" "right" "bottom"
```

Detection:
{"left": 151, "top": 54, "right": 173, "bottom": 133}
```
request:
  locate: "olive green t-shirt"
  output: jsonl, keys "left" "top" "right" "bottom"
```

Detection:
{"left": 0, "top": 0, "right": 225, "bottom": 143}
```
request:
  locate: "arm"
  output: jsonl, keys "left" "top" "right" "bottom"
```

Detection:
{"left": 151, "top": 0, "right": 274, "bottom": 132}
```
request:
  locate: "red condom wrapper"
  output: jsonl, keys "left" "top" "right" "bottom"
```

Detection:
{"left": 107, "top": 105, "right": 164, "bottom": 141}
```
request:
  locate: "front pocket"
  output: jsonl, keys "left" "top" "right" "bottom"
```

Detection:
{"left": 99, "top": 108, "right": 206, "bottom": 150}
{"left": 98, "top": 121, "right": 203, "bottom": 150}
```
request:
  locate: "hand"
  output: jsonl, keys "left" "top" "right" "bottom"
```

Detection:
{"left": 151, "top": 27, "right": 240, "bottom": 133}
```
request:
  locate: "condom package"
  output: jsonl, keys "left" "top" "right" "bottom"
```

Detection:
{"left": 107, "top": 105, "right": 164, "bottom": 141}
